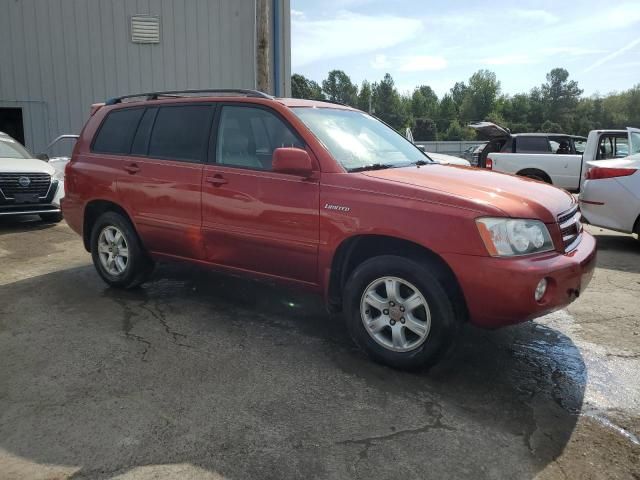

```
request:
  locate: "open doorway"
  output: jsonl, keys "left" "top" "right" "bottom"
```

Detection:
{"left": 0, "top": 108, "right": 25, "bottom": 145}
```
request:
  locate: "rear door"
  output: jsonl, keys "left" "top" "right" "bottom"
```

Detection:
{"left": 201, "top": 103, "right": 320, "bottom": 285}
{"left": 117, "top": 104, "right": 214, "bottom": 259}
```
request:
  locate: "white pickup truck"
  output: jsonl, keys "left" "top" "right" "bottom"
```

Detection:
{"left": 470, "top": 122, "right": 640, "bottom": 192}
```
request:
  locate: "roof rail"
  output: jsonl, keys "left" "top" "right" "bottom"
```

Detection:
{"left": 105, "top": 89, "right": 273, "bottom": 105}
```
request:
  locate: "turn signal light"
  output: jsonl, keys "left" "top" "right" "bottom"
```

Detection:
{"left": 485, "top": 157, "right": 493, "bottom": 169}
{"left": 585, "top": 167, "right": 636, "bottom": 180}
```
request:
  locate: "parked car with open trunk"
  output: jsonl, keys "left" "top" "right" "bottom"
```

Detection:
{"left": 62, "top": 89, "right": 596, "bottom": 369}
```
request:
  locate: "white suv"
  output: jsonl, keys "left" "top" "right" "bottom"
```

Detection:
{"left": 0, "top": 131, "right": 64, "bottom": 222}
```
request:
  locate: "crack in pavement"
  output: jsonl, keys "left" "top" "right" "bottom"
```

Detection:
{"left": 139, "top": 300, "right": 191, "bottom": 348}
{"left": 336, "top": 405, "right": 455, "bottom": 471}
{"left": 605, "top": 352, "right": 640, "bottom": 359}
{"left": 120, "top": 299, "right": 152, "bottom": 362}
{"left": 113, "top": 292, "right": 192, "bottom": 360}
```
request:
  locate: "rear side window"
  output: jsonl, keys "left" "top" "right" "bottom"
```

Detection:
{"left": 148, "top": 105, "right": 212, "bottom": 162}
{"left": 131, "top": 108, "right": 158, "bottom": 155}
{"left": 499, "top": 138, "right": 513, "bottom": 152}
{"left": 92, "top": 108, "right": 144, "bottom": 154}
{"left": 515, "top": 136, "right": 551, "bottom": 153}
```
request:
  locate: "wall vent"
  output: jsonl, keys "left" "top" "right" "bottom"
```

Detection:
{"left": 131, "top": 15, "right": 160, "bottom": 44}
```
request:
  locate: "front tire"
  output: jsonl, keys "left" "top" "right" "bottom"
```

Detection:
{"left": 344, "top": 255, "right": 459, "bottom": 370}
{"left": 90, "top": 211, "right": 154, "bottom": 289}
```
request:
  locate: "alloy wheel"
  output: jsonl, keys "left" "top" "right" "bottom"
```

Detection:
{"left": 97, "top": 225, "right": 129, "bottom": 276}
{"left": 360, "top": 276, "right": 431, "bottom": 352}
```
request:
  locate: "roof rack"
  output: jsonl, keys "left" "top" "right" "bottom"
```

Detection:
{"left": 105, "top": 89, "right": 273, "bottom": 105}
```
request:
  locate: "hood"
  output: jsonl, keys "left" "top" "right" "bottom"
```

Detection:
{"left": 0, "top": 157, "right": 56, "bottom": 175}
{"left": 426, "top": 152, "right": 471, "bottom": 166}
{"left": 362, "top": 164, "right": 575, "bottom": 223}
{"left": 468, "top": 121, "right": 510, "bottom": 140}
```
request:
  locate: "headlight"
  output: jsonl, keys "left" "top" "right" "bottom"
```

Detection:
{"left": 476, "top": 218, "right": 554, "bottom": 256}
{"left": 53, "top": 168, "right": 65, "bottom": 182}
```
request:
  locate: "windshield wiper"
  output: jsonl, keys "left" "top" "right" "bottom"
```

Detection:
{"left": 348, "top": 163, "right": 394, "bottom": 172}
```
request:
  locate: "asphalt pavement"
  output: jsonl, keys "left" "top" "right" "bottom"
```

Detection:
{"left": 0, "top": 217, "right": 638, "bottom": 479}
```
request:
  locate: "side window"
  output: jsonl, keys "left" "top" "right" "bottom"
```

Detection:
{"left": 596, "top": 135, "right": 628, "bottom": 160}
{"left": 515, "top": 136, "right": 551, "bottom": 153}
{"left": 131, "top": 108, "right": 158, "bottom": 155}
{"left": 499, "top": 138, "right": 513, "bottom": 152}
{"left": 548, "top": 136, "right": 571, "bottom": 154}
{"left": 92, "top": 108, "right": 144, "bottom": 154}
{"left": 573, "top": 139, "right": 586, "bottom": 154}
{"left": 148, "top": 105, "right": 212, "bottom": 162}
{"left": 215, "top": 106, "right": 304, "bottom": 170}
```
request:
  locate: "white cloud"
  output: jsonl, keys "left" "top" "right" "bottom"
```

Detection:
{"left": 292, "top": 11, "right": 423, "bottom": 68}
{"left": 291, "top": 9, "right": 305, "bottom": 20}
{"left": 511, "top": 9, "right": 559, "bottom": 25}
{"left": 398, "top": 55, "right": 447, "bottom": 72}
{"left": 584, "top": 37, "right": 640, "bottom": 72}
{"left": 541, "top": 47, "right": 606, "bottom": 56}
{"left": 480, "top": 54, "right": 533, "bottom": 66}
{"left": 370, "top": 54, "right": 391, "bottom": 69}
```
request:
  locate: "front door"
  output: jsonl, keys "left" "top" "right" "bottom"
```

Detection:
{"left": 201, "top": 104, "right": 320, "bottom": 285}
{"left": 117, "top": 104, "right": 213, "bottom": 260}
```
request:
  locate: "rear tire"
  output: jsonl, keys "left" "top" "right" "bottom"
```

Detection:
{"left": 39, "top": 212, "right": 63, "bottom": 223}
{"left": 90, "top": 211, "right": 154, "bottom": 289}
{"left": 343, "top": 255, "right": 459, "bottom": 370}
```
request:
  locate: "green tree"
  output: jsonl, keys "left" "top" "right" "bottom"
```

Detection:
{"left": 443, "top": 120, "right": 465, "bottom": 140}
{"left": 291, "top": 73, "right": 324, "bottom": 100}
{"left": 450, "top": 82, "right": 467, "bottom": 110}
{"left": 460, "top": 70, "right": 501, "bottom": 122}
{"left": 322, "top": 70, "right": 358, "bottom": 106}
{"left": 413, "top": 118, "right": 437, "bottom": 141}
{"left": 373, "top": 73, "right": 404, "bottom": 130}
{"left": 528, "top": 87, "right": 545, "bottom": 129}
{"left": 411, "top": 85, "right": 439, "bottom": 119}
{"left": 357, "top": 80, "right": 372, "bottom": 113}
{"left": 541, "top": 68, "right": 583, "bottom": 130}
{"left": 437, "top": 94, "right": 457, "bottom": 134}
{"left": 540, "top": 120, "right": 563, "bottom": 133}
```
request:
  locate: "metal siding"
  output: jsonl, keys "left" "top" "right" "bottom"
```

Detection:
{"left": 1, "top": 0, "right": 278, "bottom": 156}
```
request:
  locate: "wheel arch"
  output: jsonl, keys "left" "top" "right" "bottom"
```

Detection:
{"left": 327, "top": 234, "right": 468, "bottom": 321}
{"left": 83, "top": 200, "right": 135, "bottom": 252}
{"left": 516, "top": 168, "right": 553, "bottom": 184}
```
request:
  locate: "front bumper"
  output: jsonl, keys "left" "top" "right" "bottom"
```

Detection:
{"left": 443, "top": 232, "right": 597, "bottom": 328}
{"left": 0, "top": 180, "right": 63, "bottom": 216}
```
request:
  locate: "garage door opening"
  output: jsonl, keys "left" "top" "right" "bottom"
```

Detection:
{"left": 0, "top": 108, "right": 25, "bottom": 145}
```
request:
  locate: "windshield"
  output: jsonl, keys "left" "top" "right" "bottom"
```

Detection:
{"left": 0, "top": 135, "right": 33, "bottom": 159}
{"left": 631, "top": 131, "right": 640, "bottom": 156}
{"left": 291, "top": 108, "right": 430, "bottom": 171}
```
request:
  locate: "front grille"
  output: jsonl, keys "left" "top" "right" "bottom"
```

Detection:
{"left": 558, "top": 205, "right": 582, "bottom": 252}
{"left": 0, "top": 172, "right": 52, "bottom": 199}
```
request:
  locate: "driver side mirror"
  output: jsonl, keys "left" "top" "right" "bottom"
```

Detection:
{"left": 36, "top": 153, "right": 49, "bottom": 161}
{"left": 272, "top": 148, "right": 314, "bottom": 177}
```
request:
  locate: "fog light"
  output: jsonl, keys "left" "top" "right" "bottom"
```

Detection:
{"left": 535, "top": 278, "right": 548, "bottom": 302}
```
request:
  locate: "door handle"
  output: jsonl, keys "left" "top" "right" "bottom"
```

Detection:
{"left": 205, "top": 174, "right": 228, "bottom": 186}
{"left": 124, "top": 163, "right": 140, "bottom": 174}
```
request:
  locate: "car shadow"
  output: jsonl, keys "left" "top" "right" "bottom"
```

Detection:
{"left": 0, "top": 214, "right": 60, "bottom": 235}
{"left": 0, "top": 263, "right": 586, "bottom": 479}
{"left": 592, "top": 232, "right": 640, "bottom": 274}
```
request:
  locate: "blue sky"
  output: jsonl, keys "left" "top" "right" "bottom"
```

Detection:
{"left": 290, "top": 0, "right": 640, "bottom": 97}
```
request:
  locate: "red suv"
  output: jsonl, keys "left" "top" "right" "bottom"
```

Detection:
{"left": 62, "top": 89, "right": 596, "bottom": 369}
